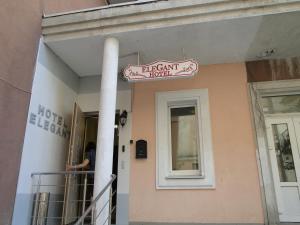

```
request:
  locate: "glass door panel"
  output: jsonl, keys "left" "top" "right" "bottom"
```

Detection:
{"left": 271, "top": 123, "right": 297, "bottom": 182}
{"left": 265, "top": 117, "right": 300, "bottom": 222}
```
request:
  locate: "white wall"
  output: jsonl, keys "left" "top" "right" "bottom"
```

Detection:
{"left": 77, "top": 76, "right": 132, "bottom": 225}
{"left": 12, "top": 46, "right": 132, "bottom": 225}
{"left": 77, "top": 78, "right": 132, "bottom": 193}
{"left": 77, "top": 75, "right": 131, "bottom": 112}
{"left": 77, "top": 91, "right": 131, "bottom": 112}
{"left": 12, "top": 41, "right": 79, "bottom": 225}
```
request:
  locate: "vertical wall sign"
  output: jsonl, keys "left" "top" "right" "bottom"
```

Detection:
{"left": 123, "top": 59, "right": 198, "bottom": 82}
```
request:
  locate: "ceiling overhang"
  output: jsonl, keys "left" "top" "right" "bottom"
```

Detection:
{"left": 41, "top": 0, "right": 300, "bottom": 77}
{"left": 42, "top": 0, "right": 300, "bottom": 42}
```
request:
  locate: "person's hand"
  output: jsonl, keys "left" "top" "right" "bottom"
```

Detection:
{"left": 66, "top": 164, "right": 73, "bottom": 171}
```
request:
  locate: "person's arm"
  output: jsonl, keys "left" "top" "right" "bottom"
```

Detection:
{"left": 66, "top": 159, "right": 90, "bottom": 171}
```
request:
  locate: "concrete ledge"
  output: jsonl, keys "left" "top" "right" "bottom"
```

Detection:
{"left": 42, "top": 0, "right": 300, "bottom": 42}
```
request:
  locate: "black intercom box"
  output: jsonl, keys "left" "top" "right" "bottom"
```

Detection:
{"left": 136, "top": 139, "right": 147, "bottom": 159}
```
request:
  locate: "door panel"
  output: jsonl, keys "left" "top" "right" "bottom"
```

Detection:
{"left": 265, "top": 117, "right": 300, "bottom": 222}
{"left": 62, "top": 103, "right": 86, "bottom": 225}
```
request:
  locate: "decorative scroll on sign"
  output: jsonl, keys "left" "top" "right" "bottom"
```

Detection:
{"left": 123, "top": 59, "right": 198, "bottom": 82}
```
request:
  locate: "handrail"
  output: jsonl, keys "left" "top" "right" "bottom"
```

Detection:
{"left": 74, "top": 174, "right": 116, "bottom": 225}
{"left": 31, "top": 171, "right": 95, "bottom": 177}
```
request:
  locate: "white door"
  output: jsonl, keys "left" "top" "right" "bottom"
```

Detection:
{"left": 265, "top": 117, "right": 300, "bottom": 222}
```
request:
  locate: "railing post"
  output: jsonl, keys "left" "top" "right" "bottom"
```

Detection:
{"left": 81, "top": 173, "right": 88, "bottom": 225}
{"left": 61, "top": 173, "right": 68, "bottom": 225}
{"left": 92, "top": 206, "right": 96, "bottom": 225}
{"left": 108, "top": 186, "right": 112, "bottom": 225}
{"left": 32, "top": 175, "right": 41, "bottom": 225}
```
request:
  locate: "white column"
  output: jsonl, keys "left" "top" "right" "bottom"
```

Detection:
{"left": 94, "top": 37, "right": 119, "bottom": 224}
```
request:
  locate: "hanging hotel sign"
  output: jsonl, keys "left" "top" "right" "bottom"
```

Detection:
{"left": 123, "top": 59, "right": 198, "bottom": 82}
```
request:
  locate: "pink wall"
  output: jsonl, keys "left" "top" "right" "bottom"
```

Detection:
{"left": 0, "top": 0, "right": 41, "bottom": 224}
{"left": 130, "top": 63, "right": 264, "bottom": 224}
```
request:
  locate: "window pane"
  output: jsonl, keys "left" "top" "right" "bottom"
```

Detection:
{"left": 170, "top": 106, "right": 199, "bottom": 171}
{"left": 271, "top": 123, "right": 297, "bottom": 182}
{"left": 262, "top": 95, "right": 300, "bottom": 114}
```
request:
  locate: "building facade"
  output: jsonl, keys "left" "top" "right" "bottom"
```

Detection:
{"left": 0, "top": 1, "right": 42, "bottom": 224}
{"left": 1, "top": 1, "right": 300, "bottom": 225}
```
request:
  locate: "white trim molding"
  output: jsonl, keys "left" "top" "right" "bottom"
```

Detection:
{"left": 156, "top": 89, "right": 215, "bottom": 189}
{"left": 42, "top": 0, "right": 300, "bottom": 42}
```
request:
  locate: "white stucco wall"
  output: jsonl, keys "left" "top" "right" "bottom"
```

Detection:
{"left": 12, "top": 41, "right": 79, "bottom": 225}
{"left": 12, "top": 44, "right": 132, "bottom": 225}
{"left": 77, "top": 75, "right": 131, "bottom": 112}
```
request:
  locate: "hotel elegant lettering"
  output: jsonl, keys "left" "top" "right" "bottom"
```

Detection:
{"left": 142, "top": 63, "right": 180, "bottom": 77}
{"left": 123, "top": 59, "right": 198, "bottom": 81}
{"left": 29, "top": 104, "right": 70, "bottom": 139}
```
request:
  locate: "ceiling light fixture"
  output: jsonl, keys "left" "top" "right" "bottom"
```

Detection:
{"left": 256, "top": 48, "right": 276, "bottom": 59}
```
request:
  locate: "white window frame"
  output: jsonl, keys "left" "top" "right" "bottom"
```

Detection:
{"left": 156, "top": 89, "right": 215, "bottom": 189}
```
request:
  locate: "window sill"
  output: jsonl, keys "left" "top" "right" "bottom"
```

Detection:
{"left": 165, "top": 174, "right": 205, "bottom": 179}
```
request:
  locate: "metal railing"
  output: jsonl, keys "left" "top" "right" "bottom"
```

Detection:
{"left": 74, "top": 174, "right": 117, "bottom": 225}
{"left": 31, "top": 171, "right": 116, "bottom": 225}
{"left": 31, "top": 171, "right": 95, "bottom": 225}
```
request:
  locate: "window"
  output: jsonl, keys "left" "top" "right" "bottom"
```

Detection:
{"left": 261, "top": 95, "right": 300, "bottom": 114}
{"left": 169, "top": 104, "right": 201, "bottom": 176}
{"left": 156, "top": 89, "right": 215, "bottom": 189}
